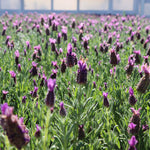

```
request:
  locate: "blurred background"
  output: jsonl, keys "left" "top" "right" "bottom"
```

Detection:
{"left": 0, "top": 0, "right": 150, "bottom": 16}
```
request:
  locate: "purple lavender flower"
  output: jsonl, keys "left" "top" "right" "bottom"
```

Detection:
{"left": 82, "top": 36, "right": 89, "bottom": 50}
{"left": 66, "top": 43, "right": 76, "bottom": 67}
{"left": 93, "top": 81, "right": 96, "bottom": 88}
{"left": 137, "top": 64, "right": 150, "bottom": 93}
{"left": 33, "top": 79, "right": 37, "bottom": 86}
{"left": 30, "top": 62, "right": 38, "bottom": 76}
{"left": 49, "top": 38, "right": 56, "bottom": 51}
{"left": 51, "top": 61, "right": 59, "bottom": 69}
{"left": 35, "top": 124, "right": 41, "bottom": 138}
{"left": 22, "top": 96, "right": 27, "bottom": 103}
{"left": 128, "top": 136, "right": 138, "bottom": 150}
{"left": 103, "top": 92, "right": 109, "bottom": 107}
{"left": 2, "top": 90, "right": 8, "bottom": 100}
{"left": 77, "top": 59, "right": 87, "bottom": 84}
{"left": 9, "top": 71, "right": 16, "bottom": 84}
{"left": 44, "top": 24, "right": 50, "bottom": 36}
{"left": 18, "top": 64, "right": 21, "bottom": 72}
{"left": 128, "top": 122, "right": 136, "bottom": 134}
{"left": 129, "top": 107, "right": 141, "bottom": 134}
{"left": 71, "top": 18, "right": 76, "bottom": 28}
{"left": 142, "top": 124, "right": 149, "bottom": 132}
{"left": 72, "top": 36, "right": 77, "bottom": 47}
{"left": 0, "top": 103, "right": 30, "bottom": 149}
{"left": 57, "top": 33, "right": 61, "bottom": 44}
{"left": 26, "top": 41, "right": 30, "bottom": 50}
{"left": 5, "top": 36, "right": 11, "bottom": 45}
{"left": 24, "top": 49, "right": 27, "bottom": 56}
{"left": 45, "top": 78, "right": 56, "bottom": 107}
{"left": 78, "top": 124, "right": 85, "bottom": 140}
{"left": 129, "top": 87, "right": 137, "bottom": 105}
{"left": 2, "top": 26, "right": 7, "bottom": 36}
{"left": 133, "top": 50, "right": 141, "bottom": 64}
{"left": 59, "top": 102, "right": 67, "bottom": 117}
{"left": 143, "top": 55, "right": 149, "bottom": 65}
{"left": 125, "top": 55, "right": 135, "bottom": 76}
{"left": 104, "top": 82, "right": 107, "bottom": 89}
{"left": 110, "top": 49, "right": 120, "bottom": 66}
{"left": 52, "top": 20, "right": 59, "bottom": 31}
{"left": 40, "top": 73, "right": 47, "bottom": 87}
{"left": 15, "top": 50, "right": 19, "bottom": 65}
{"left": 32, "top": 86, "right": 38, "bottom": 98}
{"left": 50, "top": 69, "right": 58, "bottom": 79}
{"left": 59, "top": 48, "right": 63, "bottom": 53}
{"left": 61, "top": 58, "right": 67, "bottom": 73}
{"left": 1, "top": 103, "right": 13, "bottom": 116}
{"left": 62, "top": 28, "right": 67, "bottom": 41}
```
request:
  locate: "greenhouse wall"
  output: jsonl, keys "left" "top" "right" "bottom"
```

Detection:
{"left": 0, "top": 0, "right": 150, "bottom": 17}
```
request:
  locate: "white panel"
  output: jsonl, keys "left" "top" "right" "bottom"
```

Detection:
{"left": 24, "top": 0, "right": 51, "bottom": 10}
{"left": 80, "top": 0, "right": 108, "bottom": 10}
{"left": 113, "top": 0, "right": 133, "bottom": 10}
{"left": 54, "top": 0, "right": 77, "bottom": 10}
{"left": 144, "top": 3, "right": 150, "bottom": 15}
{"left": 1, "top": 0, "right": 21, "bottom": 9}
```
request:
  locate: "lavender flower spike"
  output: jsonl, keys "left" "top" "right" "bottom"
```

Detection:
{"left": 129, "top": 87, "right": 137, "bottom": 105}
{"left": 47, "top": 78, "right": 56, "bottom": 91}
{"left": 59, "top": 101, "right": 67, "bottom": 117}
{"left": 66, "top": 43, "right": 76, "bottom": 67}
{"left": 77, "top": 59, "right": 87, "bottom": 84}
{"left": 103, "top": 92, "right": 109, "bottom": 107}
{"left": 128, "top": 136, "right": 138, "bottom": 150}
{"left": 45, "top": 78, "right": 56, "bottom": 107}
{"left": 0, "top": 103, "right": 30, "bottom": 149}
{"left": 1, "top": 103, "right": 13, "bottom": 116}
{"left": 35, "top": 124, "right": 41, "bottom": 138}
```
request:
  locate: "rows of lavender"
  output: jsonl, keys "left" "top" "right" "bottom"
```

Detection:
{"left": 0, "top": 12, "right": 150, "bottom": 149}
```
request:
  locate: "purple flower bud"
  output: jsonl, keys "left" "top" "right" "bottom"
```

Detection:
{"left": 1, "top": 103, "right": 13, "bottom": 116}
{"left": 93, "top": 81, "right": 96, "bottom": 88}
{"left": 128, "top": 122, "right": 136, "bottom": 130}
{"left": 129, "top": 87, "right": 137, "bottom": 105}
{"left": 14, "top": 50, "right": 20, "bottom": 65}
{"left": 128, "top": 122, "right": 136, "bottom": 134}
{"left": 35, "top": 124, "right": 41, "bottom": 138}
{"left": 2, "top": 90, "right": 8, "bottom": 100}
{"left": 77, "top": 60, "right": 87, "bottom": 84}
{"left": 18, "top": 64, "right": 21, "bottom": 72}
{"left": 61, "top": 58, "right": 67, "bottom": 73}
{"left": 30, "top": 62, "right": 38, "bottom": 76}
{"left": 103, "top": 92, "right": 109, "bottom": 107}
{"left": 32, "top": 86, "right": 38, "bottom": 98}
{"left": 59, "top": 102, "right": 67, "bottom": 117}
{"left": 22, "top": 96, "right": 27, "bottom": 103}
{"left": 24, "top": 49, "right": 27, "bottom": 56}
{"left": 142, "top": 124, "right": 149, "bottom": 132}
{"left": 9, "top": 71, "right": 16, "bottom": 84}
{"left": 128, "top": 136, "right": 138, "bottom": 150}
{"left": 78, "top": 124, "right": 85, "bottom": 140}
{"left": 45, "top": 79, "right": 56, "bottom": 107}
{"left": 47, "top": 78, "right": 56, "bottom": 91}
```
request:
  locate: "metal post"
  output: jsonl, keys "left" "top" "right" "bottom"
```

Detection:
{"left": 21, "top": 0, "right": 24, "bottom": 12}
{"left": 109, "top": 0, "right": 113, "bottom": 13}
{"left": 77, "top": 0, "right": 79, "bottom": 12}
{"left": 133, "top": 0, "right": 139, "bottom": 14}
{"left": 51, "top": 0, "right": 53, "bottom": 11}
{"left": 141, "top": 0, "right": 145, "bottom": 16}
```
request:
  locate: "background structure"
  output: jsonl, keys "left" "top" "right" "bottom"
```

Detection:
{"left": 0, "top": 0, "right": 150, "bottom": 17}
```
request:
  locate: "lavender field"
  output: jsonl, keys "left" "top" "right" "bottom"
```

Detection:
{"left": 0, "top": 12, "right": 150, "bottom": 150}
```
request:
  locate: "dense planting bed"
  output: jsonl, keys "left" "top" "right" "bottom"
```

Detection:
{"left": 0, "top": 12, "right": 150, "bottom": 150}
